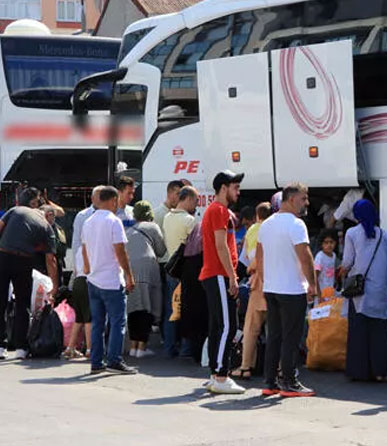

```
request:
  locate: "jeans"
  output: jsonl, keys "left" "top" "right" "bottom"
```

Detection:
{"left": 0, "top": 252, "right": 33, "bottom": 349}
{"left": 163, "top": 274, "right": 179, "bottom": 356}
{"left": 88, "top": 281, "right": 126, "bottom": 368}
{"left": 264, "top": 293, "right": 307, "bottom": 383}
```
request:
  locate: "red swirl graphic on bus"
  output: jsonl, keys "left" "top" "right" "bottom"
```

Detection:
{"left": 358, "top": 113, "right": 387, "bottom": 144}
{"left": 280, "top": 47, "right": 343, "bottom": 139}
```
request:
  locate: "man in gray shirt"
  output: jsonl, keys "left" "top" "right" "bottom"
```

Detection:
{"left": 71, "top": 185, "right": 104, "bottom": 275}
{"left": 0, "top": 204, "right": 57, "bottom": 360}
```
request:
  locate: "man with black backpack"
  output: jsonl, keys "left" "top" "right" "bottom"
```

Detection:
{"left": 0, "top": 188, "right": 58, "bottom": 360}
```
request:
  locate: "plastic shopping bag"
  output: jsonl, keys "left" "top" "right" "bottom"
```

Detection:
{"left": 54, "top": 299, "right": 76, "bottom": 347}
{"left": 31, "top": 270, "right": 53, "bottom": 313}
{"left": 169, "top": 282, "right": 182, "bottom": 322}
{"left": 306, "top": 294, "right": 348, "bottom": 371}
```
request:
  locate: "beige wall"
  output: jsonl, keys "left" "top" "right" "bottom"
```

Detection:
{"left": 96, "top": 0, "right": 145, "bottom": 37}
{"left": 42, "top": 0, "right": 101, "bottom": 33}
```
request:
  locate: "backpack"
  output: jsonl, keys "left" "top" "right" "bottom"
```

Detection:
{"left": 28, "top": 304, "right": 64, "bottom": 358}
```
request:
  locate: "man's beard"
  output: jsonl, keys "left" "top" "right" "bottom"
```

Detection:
{"left": 226, "top": 191, "right": 237, "bottom": 205}
{"left": 299, "top": 207, "right": 308, "bottom": 217}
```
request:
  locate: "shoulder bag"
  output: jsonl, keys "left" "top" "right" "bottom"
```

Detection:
{"left": 342, "top": 229, "right": 383, "bottom": 299}
{"left": 165, "top": 243, "right": 186, "bottom": 279}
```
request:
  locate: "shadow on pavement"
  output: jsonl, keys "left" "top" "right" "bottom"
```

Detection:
{"left": 19, "top": 372, "right": 119, "bottom": 385}
{"left": 0, "top": 357, "right": 68, "bottom": 369}
{"left": 295, "top": 369, "right": 387, "bottom": 416}
{"left": 200, "top": 395, "right": 282, "bottom": 411}
{"left": 134, "top": 387, "right": 213, "bottom": 406}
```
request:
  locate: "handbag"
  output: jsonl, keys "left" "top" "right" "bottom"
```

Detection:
{"left": 165, "top": 243, "right": 185, "bottom": 279}
{"left": 342, "top": 229, "right": 383, "bottom": 298}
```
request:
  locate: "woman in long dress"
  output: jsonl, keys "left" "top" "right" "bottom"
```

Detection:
{"left": 125, "top": 201, "right": 166, "bottom": 358}
{"left": 341, "top": 199, "right": 387, "bottom": 381}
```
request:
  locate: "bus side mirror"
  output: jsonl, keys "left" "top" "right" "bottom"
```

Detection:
{"left": 72, "top": 67, "right": 128, "bottom": 129}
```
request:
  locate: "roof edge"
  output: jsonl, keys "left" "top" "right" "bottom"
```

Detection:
{"left": 92, "top": 0, "right": 111, "bottom": 36}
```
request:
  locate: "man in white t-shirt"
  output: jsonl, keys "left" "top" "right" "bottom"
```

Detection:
{"left": 82, "top": 186, "right": 136, "bottom": 375}
{"left": 257, "top": 182, "right": 317, "bottom": 397}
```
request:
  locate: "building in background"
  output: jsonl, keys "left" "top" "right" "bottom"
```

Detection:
{"left": 94, "top": 0, "right": 202, "bottom": 38}
{"left": 0, "top": 0, "right": 105, "bottom": 34}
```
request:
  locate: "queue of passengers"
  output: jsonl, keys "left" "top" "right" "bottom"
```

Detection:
{"left": 0, "top": 173, "right": 387, "bottom": 395}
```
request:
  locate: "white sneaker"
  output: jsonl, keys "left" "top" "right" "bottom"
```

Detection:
{"left": 15, "top": 349, "right": 28, "bottom": 360}
{"left": 129, "top": 349, "right": 137, "bottom": 357}
{"left": 210, "top": 377, "right": 246, "bottom": 394}
{"left": 136, "top": 349, "right": 155, "bottom": 358}
{"left": 203, "top": 375, "right": 215, "bottom": 391}
{"left": 0, "top": 347, "right": 8, "bottom": 359}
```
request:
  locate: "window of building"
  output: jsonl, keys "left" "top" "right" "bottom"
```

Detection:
{"left": 0, "top": 0, "right": 40, "bottom": 20}
{"left": 57, "top": 0, "right": 82, "bottom": 22}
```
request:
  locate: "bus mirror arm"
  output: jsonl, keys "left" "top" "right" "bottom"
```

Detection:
{"left": 72, "top": 67, "right": 128, "bottom": 128}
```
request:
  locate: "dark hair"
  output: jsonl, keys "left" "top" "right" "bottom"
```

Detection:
{"left": 167, "top": 180, "right": 184, "bottom": 193}
{"left": 282, "top": 182, "right": 308, "bottom": 202}
{"left": 179, "top": 186, "right": 198, "bottom": 201}
{"left": 116, "top": 176, "right": 135, "bottom": 191}
{"left": 240, "top": 206, "right": 255, "bottom": 222}
{"left": 318, "top": 228, "right": 338, "bottom": 248}
{"left": 256, "top": 202, "right": 272, "bottom": 221}
{"left": 19, "top": 187, "right": 40, "bottom": 207}
{"left": 99, "top": 186, "right": 119, "bottom": 202}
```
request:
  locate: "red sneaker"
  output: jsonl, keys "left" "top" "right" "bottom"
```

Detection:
{"left": 262, "top": 381, "right": 281, "bottom": 396}
{"left": 280, "top": 379, "right": 316, "bottom": 397}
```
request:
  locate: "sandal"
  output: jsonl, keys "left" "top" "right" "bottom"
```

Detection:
{"left": 64, "top": 348, "right": 84, "bottom": 360}
{"left": 230, "top": 368, "right": 252, "bottom": 380}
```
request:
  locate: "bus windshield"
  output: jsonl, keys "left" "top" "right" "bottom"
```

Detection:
{"left": 0, "top": 36, "right": 120, "bottom": 110}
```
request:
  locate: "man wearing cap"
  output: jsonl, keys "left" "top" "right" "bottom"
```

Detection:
{"left": 199, "top": 170, "right": 245, "bottom": 394}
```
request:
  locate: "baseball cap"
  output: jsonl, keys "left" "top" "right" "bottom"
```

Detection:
{"left": 213, "top": 170, "right": 245, "bottom": 192}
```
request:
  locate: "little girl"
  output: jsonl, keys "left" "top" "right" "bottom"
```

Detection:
{"left": 314, "top": 229, "right": 339, "bottom": 301}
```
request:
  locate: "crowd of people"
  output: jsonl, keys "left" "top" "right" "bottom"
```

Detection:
{"left": 0, "top": 172, "right": 387, "bottom": 396}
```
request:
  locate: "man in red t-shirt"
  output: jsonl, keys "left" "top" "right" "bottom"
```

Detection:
{"left": 200, "top": 170, "right": 245, "bottom": 394}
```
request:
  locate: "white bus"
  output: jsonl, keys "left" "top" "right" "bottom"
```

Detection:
{"left": 0, "top": 32, "right": 143, "bottom": 211}
{"left": 74, "top": 0, "right": 387, "bottom": 227}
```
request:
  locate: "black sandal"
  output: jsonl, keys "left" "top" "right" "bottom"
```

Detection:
{"left": 231, "top": 368, "right": 252, "bottom": 380}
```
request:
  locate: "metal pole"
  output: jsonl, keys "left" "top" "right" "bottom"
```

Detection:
{"left": 108, "top": 115, "right": 118, "bottom": 185}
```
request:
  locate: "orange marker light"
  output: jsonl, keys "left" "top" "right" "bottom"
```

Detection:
{"left": 309, "top": 146, "right": 319, "bottom": 158}
{"left": 232, "top": 151, "right": 241, "bottom": 162}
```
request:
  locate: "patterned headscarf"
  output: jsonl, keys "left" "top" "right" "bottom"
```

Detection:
{"left": 353, "top": 199, "right": 378, "bottom": 239}
{"left": 133, "top": 200, "right": 154, "bottom": 222}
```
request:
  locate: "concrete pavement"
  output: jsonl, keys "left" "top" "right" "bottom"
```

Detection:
{"left": 1, "top": 344, "right": 386, "bottom": 446}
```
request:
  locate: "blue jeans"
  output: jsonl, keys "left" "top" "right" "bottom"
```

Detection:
{"left": 163, "top": 274, "right": 193, "bottom": 357}
{"left": 88, "top": 282, "right": 127, "bottom": 368}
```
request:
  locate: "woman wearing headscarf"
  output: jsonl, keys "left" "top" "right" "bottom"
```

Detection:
{"left": 125, "top": 201, "right": 166, "bottom": 358}
{"left": 341, "top": 199, "right": 387, "bottom": 381}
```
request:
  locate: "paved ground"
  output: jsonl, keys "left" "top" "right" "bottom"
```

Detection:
{"left": 1, "top": 341, "right": 386, "bottom": 446}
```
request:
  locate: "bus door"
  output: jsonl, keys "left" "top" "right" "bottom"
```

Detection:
{"left": 197, "top": 53, "right": 276, "bottom": 190}
{"left": 271, "top": 40, "right": 358, "bottom": 188}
